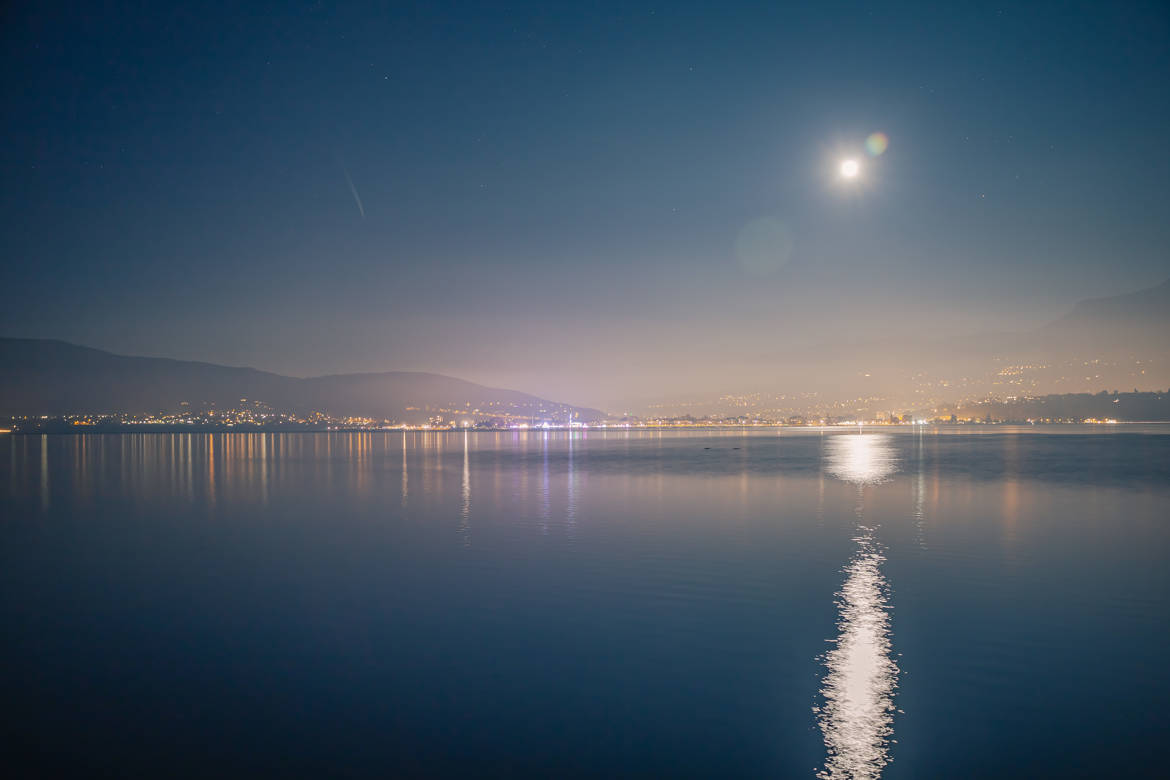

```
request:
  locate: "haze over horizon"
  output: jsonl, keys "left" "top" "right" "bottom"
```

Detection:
{"left": 3, "top": 1, "right": 1169, "bottom": 409}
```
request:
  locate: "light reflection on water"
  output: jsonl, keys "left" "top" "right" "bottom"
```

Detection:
{"left": 540, "top": 432, "right": 551, "bottom": 531}
{"left": 824, "top": 430, "right": 898, "bottom": 486}
{"left": 2, "top": 429, "right": 1169, "bottom": 777}
{"left": 913, "top": 429, "right": 927, "bottom": 550}
{"left": 460, "top": 432, "right": 471, "bottom": 546}
{"left": 818, "top": 433, "right": 900, "bottom": 779}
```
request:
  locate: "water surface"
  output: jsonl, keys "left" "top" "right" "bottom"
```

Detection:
{"left": 2, "top": 429, "right": 1168, "bottom": 777}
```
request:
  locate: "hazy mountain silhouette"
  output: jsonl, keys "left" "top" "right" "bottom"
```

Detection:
{"left": 3, "top": 279, "right": 1167, "bottom": 418}
{"left": 1034, "top": 277, "right": 1170, "bottom": 351}
{"left": 0, "top": 339, "right": 604, "bottom": 422}
{"left": 691, "top": 277, "right": 1170, "bottom": 410}
{"left": 909, "top": 277, "right": 1170, "bottom": 364}
{"left": 910, "top": 279, "right": 1170, "bottom": 397}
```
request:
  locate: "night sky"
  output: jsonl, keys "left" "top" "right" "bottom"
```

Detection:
{"left": 3, "top": 1, "right": 1169, "bottom": 406}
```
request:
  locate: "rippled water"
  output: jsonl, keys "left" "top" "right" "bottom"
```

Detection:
{"left": 818, "top": 434, "right": 899, "bottom": 779}
{"left": 2, "top": 428, "right": 1168, "bottom": 777}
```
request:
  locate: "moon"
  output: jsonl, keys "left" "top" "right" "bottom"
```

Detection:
{"left": 840, "top": 159, "right": 860, "bottom": 179}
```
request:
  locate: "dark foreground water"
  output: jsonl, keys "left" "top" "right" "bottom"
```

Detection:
{"left": 2, "top": 428, "right": 1168, "bottom": 778}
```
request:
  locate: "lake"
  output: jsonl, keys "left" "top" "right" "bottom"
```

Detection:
{"left": 2, "top": 428, "right": 1168, "bottom": 777}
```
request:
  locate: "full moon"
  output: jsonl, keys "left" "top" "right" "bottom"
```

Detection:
{"left": 840, "top": 159, "right": 860, "bottom": 178}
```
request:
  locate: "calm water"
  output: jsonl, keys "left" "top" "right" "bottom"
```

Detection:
{"left": 2, "top": 428, "right": 1168, "bottom": 777}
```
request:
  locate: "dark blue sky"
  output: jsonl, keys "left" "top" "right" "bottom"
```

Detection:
{"left": 3, "top": 1, "right": 1168, "bottom": 405}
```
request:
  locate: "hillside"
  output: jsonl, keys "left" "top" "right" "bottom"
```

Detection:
{"left": 946, "top": 390, "right": 1170, "bottom": 422}
{"left": 0, "top": 339, "right": 605, "bottom": 423}
{"left": 1034, "top": 278, "right": 1170, "bottom": 351}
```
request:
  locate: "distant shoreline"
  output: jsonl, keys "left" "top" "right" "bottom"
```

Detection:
{"left": 5, "top": 422, "right": 1170, "bottom": 435}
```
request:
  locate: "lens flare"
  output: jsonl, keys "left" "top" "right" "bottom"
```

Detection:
{"left": 734, "top": 217, "right": 795, "bottom": 276}
{"left": 865, "top": 132, "right": 889, "bottom": 157}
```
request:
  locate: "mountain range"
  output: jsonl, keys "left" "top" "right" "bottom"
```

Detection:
{"left": 654, "top": 278, "right": 1170, "bottom": 415}
{"left": 2, "top": 279, "right": 1167, "bottom": 419}
{"left": 0, "top": 339, "right": 605, "bottom": 423}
